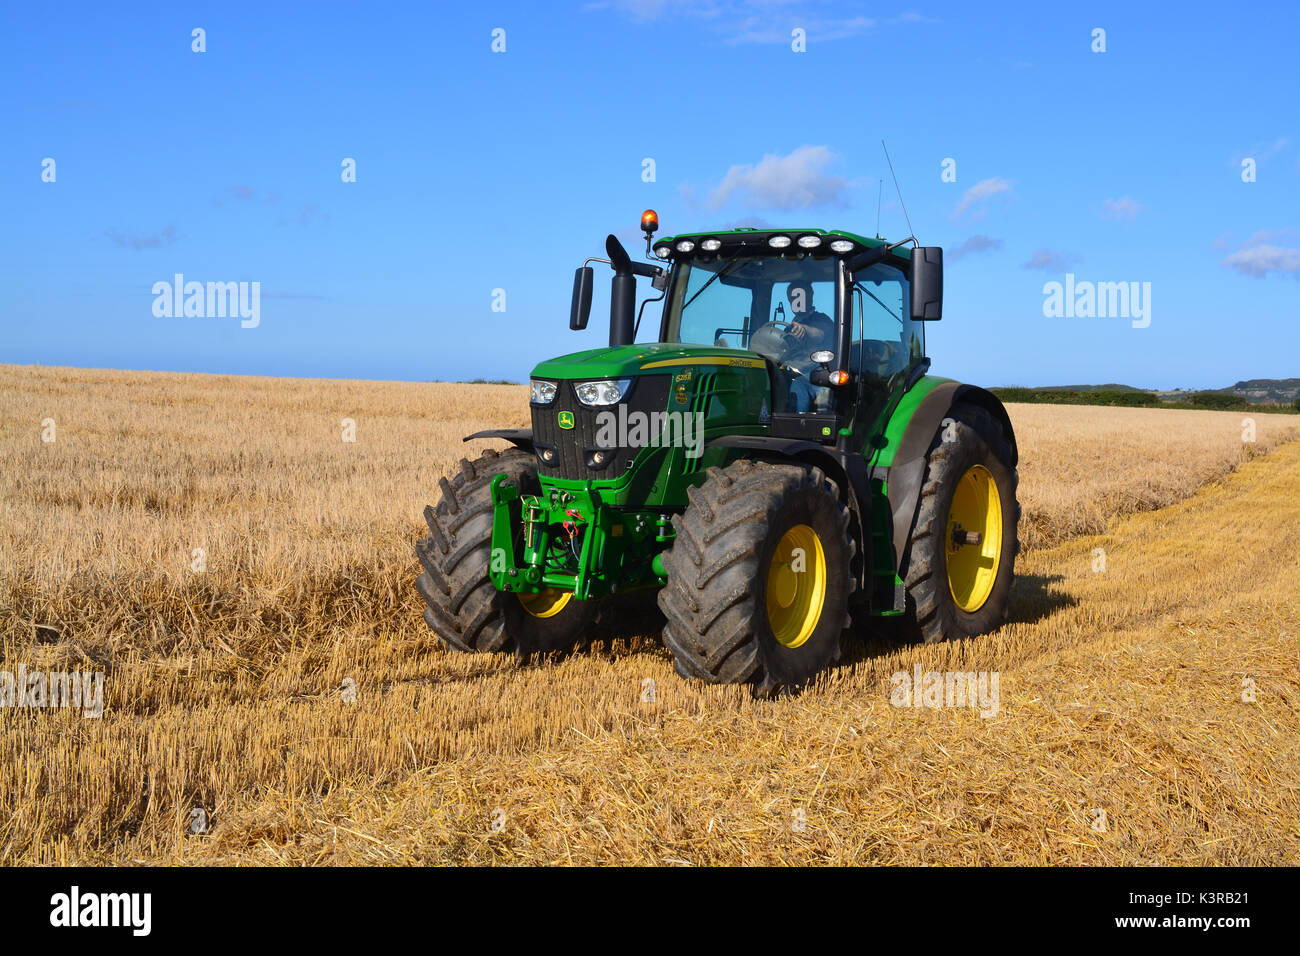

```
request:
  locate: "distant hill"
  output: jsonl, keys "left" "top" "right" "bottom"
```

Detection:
{"left": 1223, "top": 378, "right": 1300, "bottom": 404}
{"left": 1004, "top": 379, "right": 1299, "bottom": 406}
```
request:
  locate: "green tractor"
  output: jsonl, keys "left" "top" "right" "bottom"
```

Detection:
{"left": 416, "top": 212, "right": 1019, "bottom": 693}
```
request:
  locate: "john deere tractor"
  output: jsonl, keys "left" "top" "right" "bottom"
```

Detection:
{"left": 416, "top": 212, "right": 1019, "bottom": 693}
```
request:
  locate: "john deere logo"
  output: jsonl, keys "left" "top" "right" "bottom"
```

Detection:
{"left": 557, "top": 411, "right": 575, "bottom": 430}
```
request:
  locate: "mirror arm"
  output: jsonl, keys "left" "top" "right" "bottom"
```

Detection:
{"left": 847, "top": 236, "right": 915, "bottom": 275}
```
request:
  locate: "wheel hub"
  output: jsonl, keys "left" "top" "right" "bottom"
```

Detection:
{"left": 764, "top": 524, "right": 827, "bottom": 649}
{"left": 771, "top": 564, "right": 798, "bottom": 608}
{"left": 518, "top": 588, "right": 572, "bottom": 619}
{"left": 944, "top": 464, "right": 1003, "bottom": 613}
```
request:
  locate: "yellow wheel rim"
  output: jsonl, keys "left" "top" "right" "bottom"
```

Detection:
{"left": 518, "top": 588, "right": 572, "bottom": 619}
{"left": 945, "top": 464, "right": 1003, "bottom": 613}
{"left": 765, "top": 524, "right": 827, "bottom": 649}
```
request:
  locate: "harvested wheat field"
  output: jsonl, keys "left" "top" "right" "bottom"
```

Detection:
{"left": 1, "top": 363, "right": 1297, "bottom": 865}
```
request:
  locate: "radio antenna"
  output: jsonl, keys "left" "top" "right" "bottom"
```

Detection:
{"left": 875, "top": 179, "right": 882, "bottom": 239}
{"left": 881, "top": 139, "right": 916, "bottom": 241}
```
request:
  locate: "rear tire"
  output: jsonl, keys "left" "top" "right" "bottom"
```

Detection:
{"left": 902, "top": 403, "right": 1019, "bottom": 644}
{"left": 414, "top": 447, "right": 597, "bottom": 656}
{"left": 658, "top": 460, "right": 855, "bottom": 694}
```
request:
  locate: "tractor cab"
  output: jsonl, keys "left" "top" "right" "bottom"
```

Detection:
{"left": 566, "top": 214, "right": 941, "bottom": 449}
{"left": 652, "top": 227, "right": 930, "bottom": 444}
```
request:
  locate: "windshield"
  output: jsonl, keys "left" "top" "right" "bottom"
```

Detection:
{"left": 662, "top": 255, "right": 839, "bottom": 353}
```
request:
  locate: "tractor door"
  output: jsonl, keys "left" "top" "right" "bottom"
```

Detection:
{"left": 850, "top": 261, "right": 925, "bottom": 445}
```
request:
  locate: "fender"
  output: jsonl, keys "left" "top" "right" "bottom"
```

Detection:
{"left": 706, "top": 435, "right": 873, "bottom": 590}
{"left": 463, "top": 428, "right": 534, "bottom": 452}
{"left": 880, "top": 382, "right": 1017, "bottom": 575}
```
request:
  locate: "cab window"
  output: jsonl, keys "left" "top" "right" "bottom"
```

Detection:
{"left": 851, "top": 262, "right": 923, "bottom": 379}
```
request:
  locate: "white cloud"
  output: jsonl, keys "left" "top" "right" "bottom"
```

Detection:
{"left": 726, "top": 15, "right": 875, "bottom": 45}
{"left": 105, "top": 225, "right": 178, "bottom": 250}
{"left": 952, "top": 177, "right": 1012, "bottom": 220}
{"left": 1242, "top": 227, "right": 1297, "bottom": 247}
{"left": 1218, "top": 228, "right": 1300, "bottom": 278}
{"left": 1228, "top": 136, "right": 1288, "bottom": 167}
{"left": 889, "top": 11, "right": 937, "bottom": 24}
{"left": 1100, "top": 196, "right": 1142, "bottom": 222}
{"left": 585, "top": 1, "right": 926, "bottom": 44}
{"left": 1221, "top": 244, "right": 1300, "bottom": 278}
{"left": 705, "top": 145, "right": 849, "bottom": 211}
{"left": 582, "top": 0, "right": 696, "bottom": 25}
{"left": 1021, "top": 248, "right": 1077, "bottom": 271}
{"left": 948, "top": 235, "right": 1002, "bottom": 261}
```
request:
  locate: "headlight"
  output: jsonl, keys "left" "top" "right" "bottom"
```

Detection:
{"left": 700, "top": 238, "right": 722, "bottom": 251}
{"left": 574, "top": 378, "right": 633, "bottom": 406}
{"left": 829, "top": 239, "right": 855, "bottom": 253}
{"left": 768, "top": 235, "right": 791, "bottom": 249}
{"left": 653, "top": 243, "right": 672, "bottom": 258}
{"left": 797, "top": 235, "right": 822, "bottom": 248}
{"left": 675, "top": 240, "right": 695, "bottom": 253}
{"left": 530, "top": 379, "right": 558, "bottom": 404}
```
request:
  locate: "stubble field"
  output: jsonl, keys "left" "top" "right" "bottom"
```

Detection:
{"left": 1, "top": 363, "right": 1297, "bottom": 865}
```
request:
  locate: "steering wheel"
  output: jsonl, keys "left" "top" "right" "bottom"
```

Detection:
{"left": 749, "top": 320, "right": 808, "bottom": 370}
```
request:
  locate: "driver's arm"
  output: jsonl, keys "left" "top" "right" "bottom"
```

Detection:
{"left": 791, "top": 313, "right": 830, "bottom": 344}
{"left": 793, "top": 322, "right": 826, "bottom": 343}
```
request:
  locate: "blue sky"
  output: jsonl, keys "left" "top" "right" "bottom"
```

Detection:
{"left": 2, "top": 0, "right": 1297, "bottom": 389}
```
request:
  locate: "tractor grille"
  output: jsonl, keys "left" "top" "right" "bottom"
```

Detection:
{"left": 679, "top": 372, "right": 717, "bottom": 477}
{"left": 531, "top": 375, "right": 671, "bottom": 480}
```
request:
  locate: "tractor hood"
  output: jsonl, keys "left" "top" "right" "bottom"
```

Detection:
{"left": 531, "top": 342, "right": 767, "bottom": 381}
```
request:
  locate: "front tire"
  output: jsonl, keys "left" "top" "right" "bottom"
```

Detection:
{"left": 658, "top": 460, "right": 855, "bottom": 694}
{"left": 414, "top": 447, "right": 597, "bottom": 656}
{"left": 903, "top": 403, "right": 1020, "bottom": 644}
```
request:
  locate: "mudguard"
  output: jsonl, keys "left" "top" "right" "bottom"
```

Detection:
{"left": 881, "top": 382, "right": 1017, "bottom": 575}
{"left": 463, "top": 428, "right": 534, "bottom": 451}
{"left": 706, "top": 434, "right": 873, "bottom": 589}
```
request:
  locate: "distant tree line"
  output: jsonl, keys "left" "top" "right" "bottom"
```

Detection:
{"left": 992, "top": 387, "right": 1299, "bottom": 414}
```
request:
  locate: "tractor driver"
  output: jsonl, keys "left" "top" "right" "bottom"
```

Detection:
{"left": 777, "top": 280, "right": 833, "bottom": 412}
{"left": 781, "top": 281, "right": 833, "bottom": 351}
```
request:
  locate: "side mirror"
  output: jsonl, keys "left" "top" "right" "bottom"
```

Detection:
{"left": 910, "top": 246, "right": 943, "bottom": 320}
{"left": 570, "top": 266, "right": 593, "bottom": 330}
